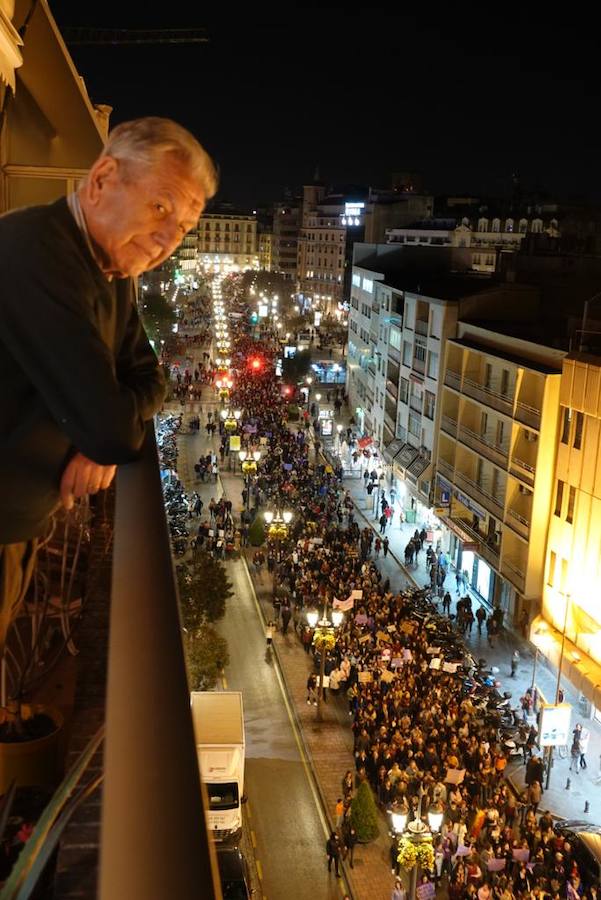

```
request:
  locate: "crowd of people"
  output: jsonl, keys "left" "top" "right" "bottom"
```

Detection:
{"left": 174, "top": 288, "right": 597, "bottom": 900}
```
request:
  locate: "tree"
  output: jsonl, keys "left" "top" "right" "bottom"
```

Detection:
{"left": 248, "top": 515, "right": 265, "bottom": 547}
{"left": 139, "top": 290, "right": 176, "bottom": 349}
{"left": 350, "top": 781, "right": 379, "bottom": 842}
{"left": 184, "top": 627, "right": 230, "bottom": 691}
{"left": 177, "top": 550, "right": 234, "bottom": 629}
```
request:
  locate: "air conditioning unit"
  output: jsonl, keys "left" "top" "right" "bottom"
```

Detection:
{"left": 524, "top": 430, "right": 537, "bottom": 443}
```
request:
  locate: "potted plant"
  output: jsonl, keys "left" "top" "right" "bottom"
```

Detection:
{"left": 350, "top": 781, "right": 379, "bottom": 843}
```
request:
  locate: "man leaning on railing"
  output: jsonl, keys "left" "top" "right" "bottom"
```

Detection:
{"left": 0, "top": 116, "right": 218, "bottom": 660}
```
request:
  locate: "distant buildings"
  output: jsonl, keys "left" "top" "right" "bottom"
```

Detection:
{"left": 197, "top": 205, "right": 260, "bottom": 273}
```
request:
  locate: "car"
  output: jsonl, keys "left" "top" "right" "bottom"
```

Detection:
{"left": 216, "top": 846, "right": 254, "bottom": 899}
{"left": 554, "top": 820, "right": 601, "bottom": 888}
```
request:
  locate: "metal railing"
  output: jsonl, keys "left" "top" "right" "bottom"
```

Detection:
{"left": 444, "top": 369, "right": 462, "bottom": 391}
{"left": 457, "top": 424, "right": 509, "bottom": 468}
{"left": 515, "top": 400, "right": 541, "bottom": 430}
{"left": 505, "top": 507, "right": 531, "bottom": 540}
{"left": 454, "top": 470, "right": 505, "bottom": 519}
{"left": 502, "top": 558, "right": 526, "bottom": 591}
{"left": 100, "top": 426, "right": 220, "bottom": 900}
{"left": 461, "top": 375, "right": 514, "bottom": 416}
{"left": 450, "top": 516, "right": 501, "bottom": 561}
{"left": 441, "top": 414, "right": 458, "bottom": 437}
{"left": 437, "top": 458, "right": 455, "bottom": 479}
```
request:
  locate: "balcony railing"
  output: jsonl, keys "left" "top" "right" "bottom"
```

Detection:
{"left": 444, "top": 369, "right": 462, "bottom": 391}
{"left": 454, "top": 470, "right": 505, "bottom": 519}
{"left": 505, "top": 507, "right": 531, "bottom": 539}
{"left": 441, "top": 414, "right": 458, "bottom": 437}
{"left": 510, "top": 455, "right": 536, "bottom": 487}
{"left": 100, "top": 426, "right": 219, "bottom": 899}
{"left": 450, "top": 516, "right": 501, "bottom": 562}
{"left": 457, "top": 424, "right": 509, "bottom": 469}
{"left": 515, "top": 400, "right": 541, "bottom": 431}
{"left": 502, "top": 558, "right": 526, "bottom": 592}
{"left": 437, "top": 458, "right": 455, "bottom": 479}
{"left": 461, "top": 375, "right": 514, "bottom": 416}
{"left": 415, "top": 319, "right": 429, "bottom": 336}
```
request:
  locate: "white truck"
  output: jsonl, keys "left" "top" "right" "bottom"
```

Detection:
{"left": 190, "top": 691, "right": 245, "bottom": 842}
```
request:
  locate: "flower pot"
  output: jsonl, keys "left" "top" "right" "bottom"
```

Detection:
{"left": 0, "top": 704, "right": 64, "bottom": 793}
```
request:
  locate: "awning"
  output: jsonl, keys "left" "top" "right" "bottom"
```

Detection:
{"left": 407, "top": 455, "right": 431, "bottom": 480}
{"left": 531, "top": 615, "right": 601, "bottom": 709}
{"left": 394, "top": 442, "right": 420, "bottom": 472}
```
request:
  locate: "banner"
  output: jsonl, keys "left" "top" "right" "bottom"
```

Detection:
{"left": 333, "top": 596, "right": 355, "bottom": 612}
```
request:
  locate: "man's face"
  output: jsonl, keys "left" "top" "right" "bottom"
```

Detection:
{"left": 84, "top": 154, "right": 206, "bottom": 278}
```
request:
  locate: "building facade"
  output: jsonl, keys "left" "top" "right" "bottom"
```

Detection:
{"left": 258, "top": 229, "right": 273, "bottom": 271}
{"left": 197, "top": 209, "right": 259, "bottom": 273}
{"left": 533, "top": 354, "right": 601, "bottom": 714}
{"left": 272, "top": 201, "right": 300, "bottom": 281}
{"left": 296, "top": 184, "right": 349, "bottom": 312}
{"left": 435, "top": 324, "right": 564, "bottom": 625}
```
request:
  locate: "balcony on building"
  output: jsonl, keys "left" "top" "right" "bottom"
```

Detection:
{"left": 504, "top": 476, "right": 533, "bottom": 540}
{"left": 456, "top": 397, "right": 510, "bottom": 470}
{"left": 514, "top": 369, "right": 543, "bottom": 431}
{"left": 447, "top": 493, "right": 502, "bottom": 565}
{"left": 509, "top": 425, "right": 538, "bottom": 487}
{"left": 436, "top": 433, "right": 456, "bottom": 481}
{"left": 453, "top": 444, "right": 506, "bottom": 522}
{"left": 461, "top": 352, "right": 515, "bottom": 418}
{"left": 501, "top": 527, "right": 528, "bottom": 593}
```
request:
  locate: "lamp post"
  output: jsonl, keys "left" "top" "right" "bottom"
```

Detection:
{"left": 545, "top": 592, "right": 571, "bottom": 790}
{"left": 389, "top": 787, "right": 443, "bottom": 900}
{"left": 305, "top": 376, "right": 313, "bottom": 408}
{"left": 264, "top": 509, "right": 293, "bottom": 600}
{"left": 239, "top": 449, "right": 261, "bottom": 512}
{"left": 305, "top": 602, "right": 344, "bottom": 722}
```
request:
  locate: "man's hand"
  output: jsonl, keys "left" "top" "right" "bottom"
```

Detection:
{"left": 60, "top": 452, "right": 116, "bottom": 510}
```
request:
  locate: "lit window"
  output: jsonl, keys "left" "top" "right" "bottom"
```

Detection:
{"left": 554, "top": 479, "right": 564, "bottom": 517}
{"left": 547, "top": 550, "right": 556, "bottom": 587}
{"left": 566, "top": 485, "right": 576, "bottom": 524}
{"left": 573, "top": 411, "right": 584, "bottom": 450}
{"left": 560, "top": 407, "right": 571, "bottom": 444}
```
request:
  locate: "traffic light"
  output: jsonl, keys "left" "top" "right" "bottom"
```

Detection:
{"left": 248, "top": 356, "right": 263, "bottom": 372}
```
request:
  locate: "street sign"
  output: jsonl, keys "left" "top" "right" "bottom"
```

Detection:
{"left": 539, "top": 703, "right": 572, "bottom": 747}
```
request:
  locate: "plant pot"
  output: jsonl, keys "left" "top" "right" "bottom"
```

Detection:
{"left": 0, "top": 704, "right": 64, "bottom": 793}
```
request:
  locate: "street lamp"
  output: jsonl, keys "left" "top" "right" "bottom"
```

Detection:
{"left": 264, "top": 509, "right": 293, "bottom": 599}
{"left": 306, "top": 602, "right": 344, "bottom": 722}
{"left": 389, "top": 787, "right": 440, "bottom": 900}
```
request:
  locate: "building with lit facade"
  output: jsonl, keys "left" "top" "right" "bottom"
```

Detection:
{"left": 532, "top": 353, "right": 601, "bottom": 717}
{"left": 197, "top": 208, "right": 259, "bottom": 273}
{"left": 258, "top": 229, "right": 273, "bottom": 271}
{"left": 435, "top": 324, "right": 565, "bottom": 626}
{"left": 386, "top": 212, "right": 559, "bottom": 274}
{"left": 296, "top": 183, "right": 351, "bottom": 312}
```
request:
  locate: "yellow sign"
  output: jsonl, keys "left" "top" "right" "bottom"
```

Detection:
{"left": 434, "top": 507, "right": 449, "bottom": 517}
{"left": 230, "top": 435, "right": 241, "bottom": 452}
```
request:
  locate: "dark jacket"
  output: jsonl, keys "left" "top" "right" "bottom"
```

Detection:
{"left": 0, "top": 198, "right": 165, "bottom": 541}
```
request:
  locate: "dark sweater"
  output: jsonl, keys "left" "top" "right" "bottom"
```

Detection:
{"left": 0, "top": 197, "right": 165, "bottom": 542}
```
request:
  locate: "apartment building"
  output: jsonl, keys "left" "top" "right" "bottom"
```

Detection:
{"left": 296, "top": 183, "right": 350, "bottom": 312}
{"left": 532, "top": 354, "right": 601, "bottom": 714}
{"left": 197, "top": 207, "right": 259, "bottom": 273}
{"left": 435, "top": 324, "right": 564, "bottom": 624}
{"left": 272, "top": 201, "right": 300, "bottom": 280}
{"left": 387, "top": 212, "right": 559, "bottom": 274}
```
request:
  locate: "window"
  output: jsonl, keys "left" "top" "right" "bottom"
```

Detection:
{"left": 362, "top": 277, "right": 373, "bottom": 293}
{"left": 403, "top": 341, "right": 412, "bottom": 367}
{"left": 497, "top": 420, "right": 505, "bottom": 447}
{"left": 500, "top": 369, "right": 509, "bottom": 396}
{"left": 554, "top": 479, "right": 564, "bottom": 517}
{"left": 427, "top": 351, "right": 439, "bottom": 379}
{"left": 399, "top": 378, "right": 409, "bottom": 404}
{"left": 424, "top": 391, "right": 435, "bottom": 420}
{"left": 566, "top": 485, "right": 576, "bottom": 524}
{"left": 408, "top": 413, "right": 421, "bottom": 438}
{"left": 390, "top": 327, "right": 402, "bottom": 351}
{"left": 352, "top": 273, "right": 361, "bottom": 287}
{"left": 414, "top": 344, "right": 426, "bottom": 363}
{"left": 560, "top": 407, "right": 571, "bottom": 444}
{"left": 573, "top": 412, "right": 584, "bottom": 450}
{"left": 547, "top": 551, "right": 556, "bottom": 587}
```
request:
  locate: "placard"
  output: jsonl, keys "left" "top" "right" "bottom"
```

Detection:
{"left": 445, "top": 768, "right": 466, "bottom": 785}
{"left": 429, "top": 658, "right": 441, "bottom": 670}
{"left": 391, "top": 657, "right": 403, "bottom": 668}
{"left": 351, "top": 590, "right": 363, "bottom": 600}
{"left": 320, "top": 676, "right": 330, "bottom": 688}
{"left": 229, "top": 435, "right": 241, "bottom": 452}
{"left": 400, "top": 621, "right": 416, "bottom": 635}
{"left": 512, "top": 848, "right": 530, "bottom": 863}
{"left": 376, "top": 630, "right": 391, "bottom": 643}
{"left": 487, "top": 859, "right": 506, "bottom": 872}
{"left": 358, "top": 670, "right": 373, "bottom": 683}
{"left": 426, "top": 646, "right": 441, "bottom": 655}
{"left": 359, "top": 634, "right": 371, "bottom": 644}
{"left": 443, "top": 662, "right": 459, "bottom": 673}
{"left": 416, "top": 883, "right": 435, "bottom": 900}
{"left": 380, "top": 669, "right": 395, "bottom": 684}
{"left": 387, "top": 624, "right": 397, "bottom": 633}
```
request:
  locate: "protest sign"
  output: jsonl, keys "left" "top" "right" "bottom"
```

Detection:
{"left": 445, "top": 768, "right": 466, "bottom": 785}
{"left": 358, "top": 671, "right": 373, "bottom": 683}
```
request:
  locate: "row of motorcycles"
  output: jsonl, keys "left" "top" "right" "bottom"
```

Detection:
{"left": 404, "top": 587, "right": 530, "bottom": 758}
{"left": 156, "top": 414, "right": 193, "bottom": 556}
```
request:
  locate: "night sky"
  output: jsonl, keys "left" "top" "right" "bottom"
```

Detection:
{"left": 47, "top": 5, "right": 601, "bottom": 209}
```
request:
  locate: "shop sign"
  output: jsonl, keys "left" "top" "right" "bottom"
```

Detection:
{"left": 434, "top": 507, "right": 449, "bottom": 518}
{"left": 453, "top": 488, "right": 486, "bottom": 520}
{"left": 539, "top": 703, "right": 572, "bottom": 747}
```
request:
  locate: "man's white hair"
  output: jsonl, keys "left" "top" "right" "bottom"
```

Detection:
{"left": 103, "top": 116, "right": 218, "bottom": 199}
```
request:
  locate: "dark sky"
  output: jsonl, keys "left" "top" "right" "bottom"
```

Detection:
{"left": 48, "top": 5, "right": 601, "bottom": 208}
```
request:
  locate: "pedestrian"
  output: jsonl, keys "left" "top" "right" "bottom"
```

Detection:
{"left": 265, "top": 620, "right": 276, "bottom": 650}
{"left": 335, "top": 797, "right": 345, "bottom": 829}
{"left": 383, "top": 536, "right": 390, "bottom": 558}
{"left": 307, "top": 672, "right": 318, "bottom": 706}
{"left": 442, "top": 591, "right": 452, "bottom": 615}
{"left": 0, "top": 116, "right": 217, "bottom": 658}
{"left": 391, "top": 878, "right": 407, "bottom": 900}
{"left": 476, "top": 605, "right": 486, "bottom": 635}
{"left": 510, "top": 650, "right": 520, "bottom": 677}
{"left": 578, "top": 725, "right": 589, "bottom": 768}
{"left": 379, "top": 512, "right": 387, "bottom": 533}
{"left": 341, "top": 820, "right": 357, "bottom": 868}
{"left": 325, "top": 831, "right": 341, "bottom": 877}
{"left": 281, "top": 602, "right": 292, "bottom": 635}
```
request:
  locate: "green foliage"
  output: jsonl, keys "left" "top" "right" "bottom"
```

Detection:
{"left": 177, "top": 550, "right": 234, "bottom": 631}
{"left": 248, "top": 516, "right": 265, "bottom": 547}
{"left": 350, "top": 781, "right": 379, "bottom": 842}
{"left": 282, "top": 349, "right": 312, "bottom": 384}
{"left": 184, "top": 627, "right": 230, "bottom": 691}
{"left": 287, "top": 404, "right": 300, "bottom": 421}
{"left": 140, "top": 291, "right": 176, "bottom": 348}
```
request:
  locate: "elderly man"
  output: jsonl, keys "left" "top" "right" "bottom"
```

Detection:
{"left": 0, "top": 116, "right": 217, "bottom": 653}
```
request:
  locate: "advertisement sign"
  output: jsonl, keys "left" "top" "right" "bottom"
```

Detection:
{"left": 284, "top": 345, "right": 297, "bottom": 358}
{"left": 320, "top": 418, "right": 333, "bottom": 436}
{"left": 229, "top": 435, "right": 241, "bottom": 452}
{"left": 314, "top": 311, "right": 322, "bottom": 327}
{"left": 258, "top": 303, "right": 268, "bottom": 317}
{"left": 539, "top": 703, "right": 572, "bottom": 747}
